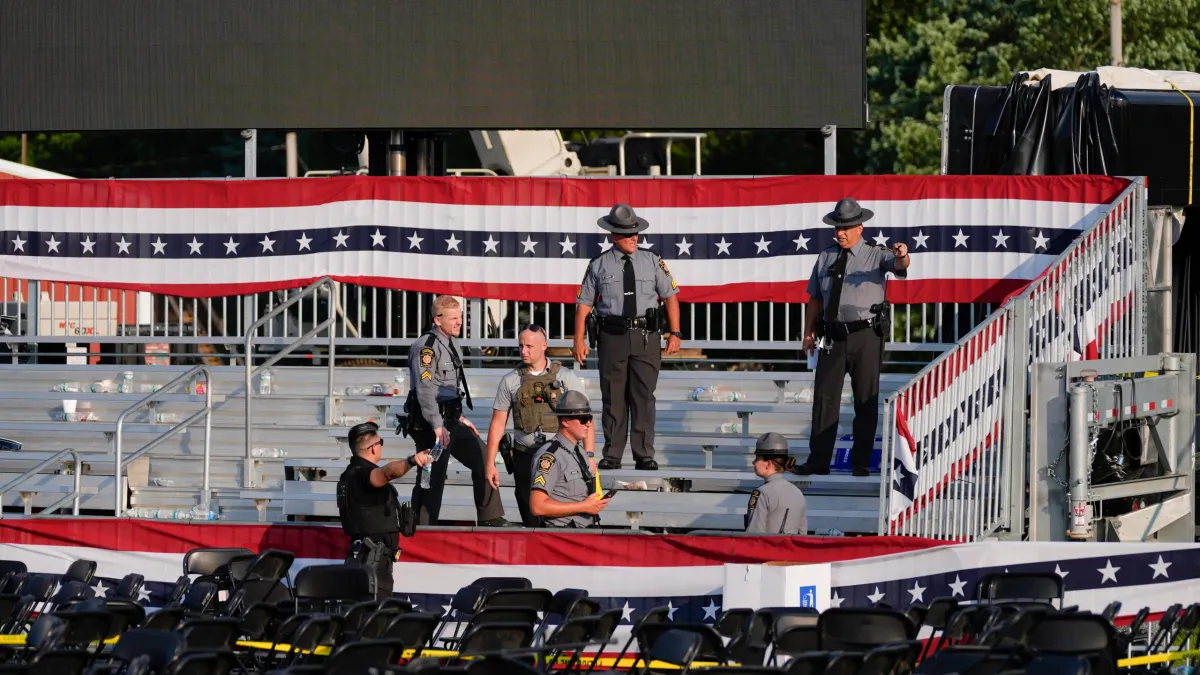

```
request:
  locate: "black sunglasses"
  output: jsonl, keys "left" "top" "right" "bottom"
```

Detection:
{"left": 519, "top": 323, "right": 546, "bottom": 336}
{"left": 563, "top": 415, "right": 593, "bottom": 425}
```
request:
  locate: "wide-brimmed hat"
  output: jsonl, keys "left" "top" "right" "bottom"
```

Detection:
{"left": 598, "top": 203, "right": 650, "bottom": 234}
{"left": 754, "top": 431, "right": 791, "bottom": 458}
{"left": 822, "top": 197, "right": 874, "bottom": 228}
{"left": 554, "top": 390, "right": 593, "bottom": 416}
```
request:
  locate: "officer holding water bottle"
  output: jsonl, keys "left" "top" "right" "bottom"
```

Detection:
{"left": 793, "top": 198, "right": 910, "bottom": 478}
{"left": 338, "top": 421, "right": 431, "bottom": 599}
{"left": 403, "top": 295, "right": 509, "bottom": 527}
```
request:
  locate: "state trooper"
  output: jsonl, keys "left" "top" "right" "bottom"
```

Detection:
{"left": 529, "top": 391, "right": 611, "bottom": 528}
{"left": 573, "top": 204, "right": 683, "bottom": 472}
{"left": 793, "top": 198, "right": 911, "bottom": 477}
{"left": 745, "top": 432, "right": 808, "bottom": 535}
{"left": 402, "top": 295, "right": 509, "bottom": 526}
{"left": 485, "top": 324, "right": 592, "bottom": 527}
{"left": 337, "top": 421, "right": 430, "bottom": 598}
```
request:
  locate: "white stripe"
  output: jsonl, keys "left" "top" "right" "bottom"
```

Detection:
{"left": 0, "top": 199, "right": 1109, "bottom": 235}
{"left": 0, "top": 251, "right": 1069, "bottom": 289}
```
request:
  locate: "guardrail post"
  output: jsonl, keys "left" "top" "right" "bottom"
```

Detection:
{"left": 1001, "top": 299, "right": 1030, "bottom": 540}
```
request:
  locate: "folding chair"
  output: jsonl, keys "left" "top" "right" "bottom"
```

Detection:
{"left": 470, "top": 577, "right": 532, "bottom": 593}
{"left": 1024, "top": 613, "right": 1118, "bottom": 675}
{"left": 62, "top": 560, "right": 96, "bottom": 586}
{"left": 714, "top": 608, "right": 753, "bottom": 641}
{"left": 380, "top": 612, "right": 440, "bottom": 659}
{"left": 637, "top": 623, "right": 726, "bottom": 665}
{"left": 975, "top": 572, "right": 1064, "bottom": 608}
{"left": 634, "top": 628, "right": 702, "bottom": 675}
{"left": 291, "top": 564, "right": 372, "bottom": 614}
{"left": 817, "top": 608, "right": 915, "bottom": 652}
{"left": 323, "top": 639, "right": 408, "bottom": 675}
{"left": 588, "top": 606, "right": 669, "bottom": 674}
{"left": 432, "top": 585, "right": 489, "bottom": 646}
{"left": 107, "top": 574, "right": 146, "bottom": 603}
{"left": 458, "top": 621, "right": 537, "bottom": 657}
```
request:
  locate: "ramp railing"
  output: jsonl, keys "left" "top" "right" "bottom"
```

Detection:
{"left": 879, "top": 177, "right": 1148, "bottom": 540}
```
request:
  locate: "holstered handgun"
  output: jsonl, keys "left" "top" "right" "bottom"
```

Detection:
{"left": 498, "top": 432, "right": 515, "bottom": 475}
{"left": 396, "top": 389, "right": 428, "bottom": 437}
{"left": 870, "top": 302, "right": 892, "bottom": 338}
{"left": 400, "top": 502, "right": 416, "bottom": 537}
{"left": 585, "top": 312, "right": 599, "bottom": 349}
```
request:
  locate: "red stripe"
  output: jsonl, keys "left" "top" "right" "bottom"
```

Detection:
{"left": 0, "top": 175, "right": 1130, "bottom": 209}
{"left": 0, "top": 519, "right": 945, "bottom": 566}
{"left": 22, "top": 275, "right": 1034, "bottom": 305}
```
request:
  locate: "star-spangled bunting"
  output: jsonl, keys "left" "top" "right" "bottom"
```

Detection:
{"left": 1, "top": 225, "right": 1080, "bottom": 261}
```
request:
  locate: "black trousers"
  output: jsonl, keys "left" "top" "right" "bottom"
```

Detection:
{"left": 598, "top": 328, "right": 660, "bottom": 463}
{"left": 511, "top": 446, "right": 539, "bottom": 527}
{"left": 345, "top": 532, "right": 397, "bottom": 600}
{"left": 808, "top": 328, "right": 883, "bottom": 471}
{"left": 411, "top": 420, "right": 505, "bottom": 525}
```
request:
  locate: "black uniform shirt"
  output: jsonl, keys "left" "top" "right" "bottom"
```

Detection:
{"left": 338, "top": 454, "right": 401, "bottom": 541}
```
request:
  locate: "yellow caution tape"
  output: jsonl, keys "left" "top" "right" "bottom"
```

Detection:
{"left": 1118, "top": 647, "right": 1200, "bottom": 668}
{"left": 1164, "top": 78, "right": 1195, "bottom": 205}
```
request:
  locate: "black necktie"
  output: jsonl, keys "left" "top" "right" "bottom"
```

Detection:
{"left": 825, "top": 248, "right": 849, "bottom": 322}
{"left": 622, "top": 255, "right": 637, "bottom": 318}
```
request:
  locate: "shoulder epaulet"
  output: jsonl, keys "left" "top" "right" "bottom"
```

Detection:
{"left": 822, "top": 243, "right": 840, "bottom": 253}
{"left": 588, "top": 249, "right": 610, "bottom": 264}
{"left": 423, "top": 332, "right": 437, "bottom": 348}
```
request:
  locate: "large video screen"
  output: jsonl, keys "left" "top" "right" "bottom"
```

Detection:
{"left": 0, "top": 0, "right": 865, "bottom": 131}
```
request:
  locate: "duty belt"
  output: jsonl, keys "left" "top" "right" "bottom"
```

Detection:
{"left": 821, "top": 318, "right": 873, "bottom": 339}
{"left": 601, "top": 316, "right": 657, "bottom": 331}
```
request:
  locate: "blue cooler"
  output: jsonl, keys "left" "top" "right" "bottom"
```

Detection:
{"left": 831, "top": 434, "right": 883, "bottom": 472}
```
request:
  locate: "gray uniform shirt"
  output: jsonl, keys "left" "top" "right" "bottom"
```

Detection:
{"left": 408, "top": 329, "right": 463, "bottom": 430}
{"left": 493, "top": 362, "right": 587, "bottom": 448}
{"left": 745, "top": 473, "right": 808, "bottom": 535}
{"left": 532, "top": 433, "right": 595, "bottom": 528}
{"left": 806, "top": 239, "right": 901, "bottom": 322}
{"left": 577, "top": 249, "right": 679, "bottom": 317}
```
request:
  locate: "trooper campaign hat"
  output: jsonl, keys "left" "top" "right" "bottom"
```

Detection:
{"left": 598, "top": 203, "right": 650, "bottom": 234}
{"left": 822, "top": 197, "right": 875, "bottom": 228}
{"left": 554, "top": 390, "right": 593, "bottom": 416}
{"left": 754, "top": 432, "right": 791, "bottom": 458}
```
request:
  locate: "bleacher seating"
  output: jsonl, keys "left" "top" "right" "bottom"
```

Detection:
{"left": 0, "top": 556, "right": 1173, "bottom": 674}
{"left": 0, "top": 363, "right": 907, "bottom": 533}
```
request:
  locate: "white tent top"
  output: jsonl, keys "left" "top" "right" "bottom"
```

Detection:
{"left": 1023, "top": 66, "right": 1200, "bottom": 92}
{"left": 0, "top": 158, "right": 73, "bottom": 180}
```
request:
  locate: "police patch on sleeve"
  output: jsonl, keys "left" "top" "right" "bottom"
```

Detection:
{"left": 419, "top": 348, "right": 434, "bottom": 367}
{"left": 537, "top": 453, "right": 555, "bottom": 474}
{"left": 747, "top": 489, "right": 760, "bottom": 512}
{"left": 658, "top": 259, "right": 672, "bottom": 275}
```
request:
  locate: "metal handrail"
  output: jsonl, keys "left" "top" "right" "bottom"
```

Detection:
{"left": 618, "top": 132, "right": 707, "bottom": 176}
{"left": 244, "top": 277, "right": 337, "bottom": 488}
{"left": 114, "top": 365, "right": 213, "bottom": 517}
{"left": 0, "top": 448, "right": 83, "bottom": 519}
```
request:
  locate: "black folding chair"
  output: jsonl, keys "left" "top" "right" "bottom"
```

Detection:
{"left": 105, "top": 628, "right": 185, "bottom": 675}
{"left": 432, "top": 585, "right": 489, "bottom": 646}
{"left": 635, "top": 628, "right": 702, "bottom": 675}
{"left": 62, "top": 560, "right": 96, "bottom": 586}
{"left": 292, "top": 564, "right": 372, "bottom": 614}
{"left": 471, "top": 577, "right": 532, "bottom": 593}
{"left": 589, "top": 606, "right": 669, "bottom": 674}
{"left": 976, "top": 572, "right": 1064, "bottom": 608}
{"left": 323, "top": 639, "right": 408, "bottom": 675}
{"left": 380, "top": 612, "right": 440, "bottom": 659}
{"left": 108, "top": 574, "right": 146, "bottom": 603}
{"left": 458, "top": 621, "right": 537, "bottom": 657}
{"left": 638, "top": 623, "right": 726, "bottom": 665}
{"left": 817, "top": 607, "right": 915, "bottom": 652}
{"left": 714, "top": 608, "right": 753, "bottom": 641}
{"left": 1024, "top": 613, "right": 1118, "bottom": 675}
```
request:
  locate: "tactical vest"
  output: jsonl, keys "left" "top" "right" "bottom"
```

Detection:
{"left": 514, "top": 362, "right": 563, "bottom": 434}
{"left": 337, "top": 467, "right": 401, "bottom": 538}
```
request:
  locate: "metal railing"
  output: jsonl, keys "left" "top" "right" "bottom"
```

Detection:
{"left": 0, "top": 448, "right": 84, "bottom": 519}
{"left": 244, "top": 277, "right": 337, "bottom": 488}
{"left": 114, "top": 365, "right": 213, "bottom": 517}
{"left": 879, "top": 177, "right": 1148, "bottom": 541}
{"left": 618, "top": 132, "right": 707, "bottom": 176}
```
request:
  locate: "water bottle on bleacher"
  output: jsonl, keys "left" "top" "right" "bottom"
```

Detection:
{"left": 689, "top": 386, "right": 744, "bottom": 402}
{"left": 419, "top": 439, "right": 443, "bottom": 489}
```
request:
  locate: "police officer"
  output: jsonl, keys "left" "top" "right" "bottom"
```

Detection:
{"left": 573, "top": 204, "right": 682, "bottom": 471}
{"left": 405, "top": 295, "right": 508, "bottom": 526}
{"left": 337, "top": 421, "right": 431, "bottom": 599}
{"left": 529, "top": 391, "right": 611, "bottom": 528}
{"left": 745, "top": 432, "right": 808, "bottom": 535}
{"left": 793, "top": 198, "right": 910, "bottom": 477}
{"left": 485, "top": 324, "right": 592, "bottom": 527}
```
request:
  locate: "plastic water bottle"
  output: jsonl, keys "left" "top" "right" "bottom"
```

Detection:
{"left": 251, "top": 447, "right": 286, "bottom": 458}
{"left": 419, "top": 440, "right": 443, "bottom": 490}
{"left": 119, "top": 371, "right": 135, "bottom": 394}
{"left": 394, "top": 370, "right": 407, "bottom": 396}
{"left": 339, "top": 415, "right": 365, "bottom": 427}
{"left": 782, "top": 389, "right": 813, "bottom": 403}
{"left": 139, "top": 384, "right": 164, "bottom": 394}
{"left": 257, "top": 370, "right": 273, "bottom": 396}
{"left": 154, "top": 413, "right": 181, "bottom": 424}
{"left": 823, "top": 528, "right": 845, "bottom": 537}
{"left": 187, "top": 505, "right": 219, "bottom": 521}
{"left": 719, "top": 420, "right": 745, "bottom": 434}
{"left": 689, "top": 386, "right": 743, "bottom": 402}
{"left": 344, "top": 386, "right": 373, "bottom": 396}
{"left": 90, "top": 381, "right": 116, "bottom": 393}
{"left": 51, "top": 382, "right": 83, "bottom": 393}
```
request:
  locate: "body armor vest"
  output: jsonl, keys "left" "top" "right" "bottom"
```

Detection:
{"left": 337, "top": 470, "right": 401, "bottom": 538}
{"left": 514, "top": 362, "right": 563, "bottom": 434}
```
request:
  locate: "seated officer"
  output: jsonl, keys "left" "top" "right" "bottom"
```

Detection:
{"left": 337, "top": 421, "right": 431, "bottom": 599}
{"left": 745, "top": 432, "right": 808, "bottom": 535}
{"left": 529, "top": 391, "right": 611, "bottom": 528}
